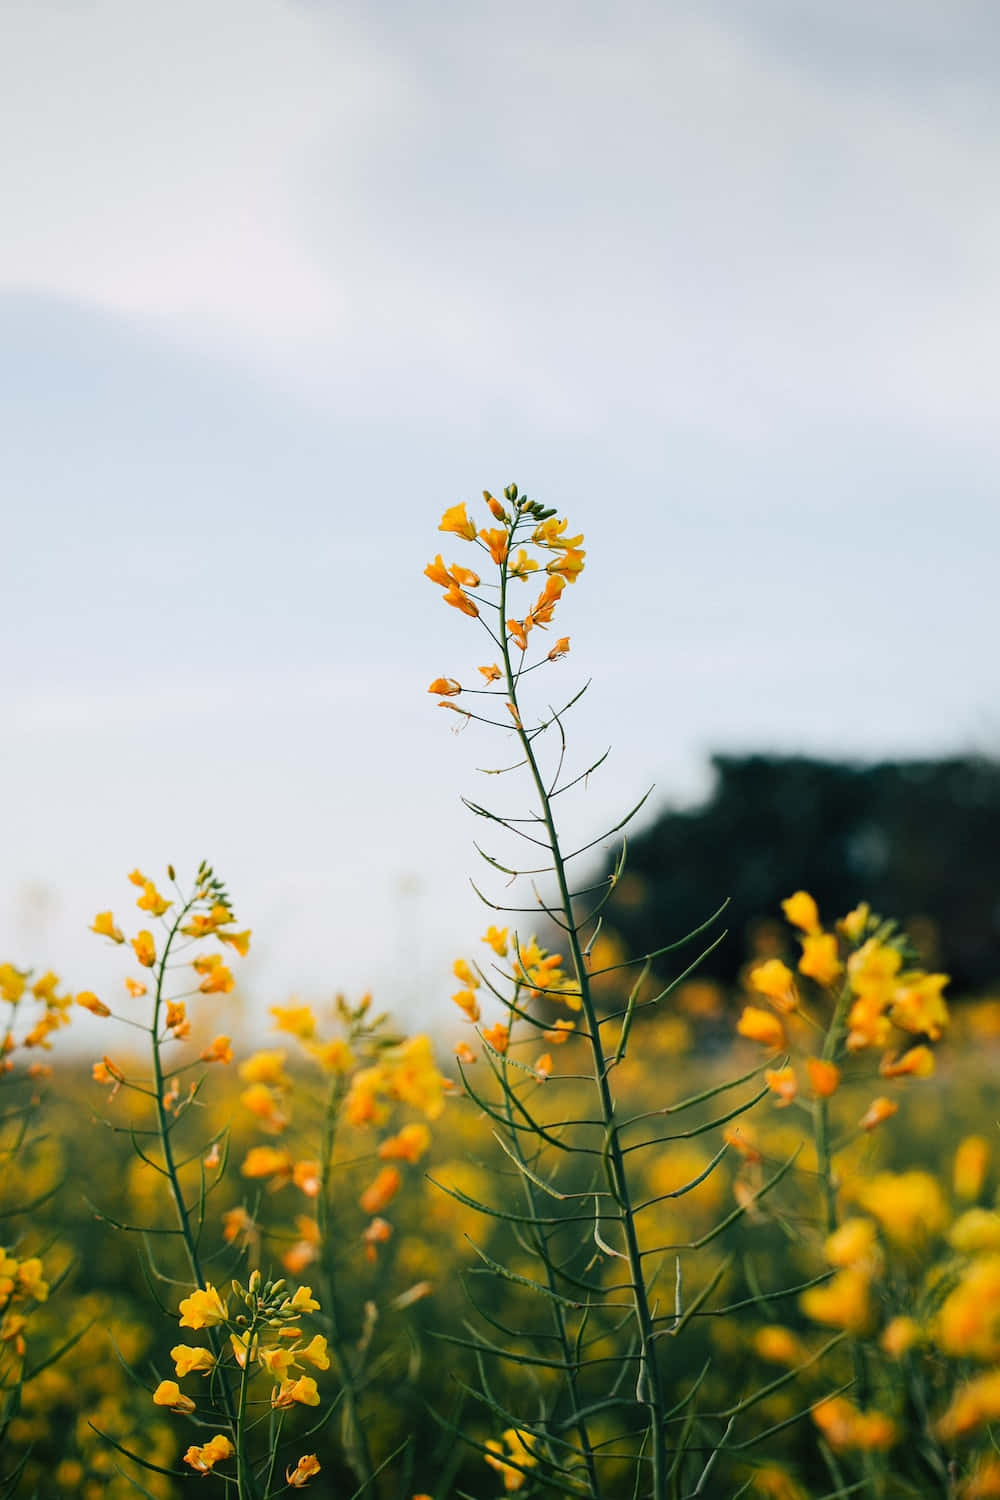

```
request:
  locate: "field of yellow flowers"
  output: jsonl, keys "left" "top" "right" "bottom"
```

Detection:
{"left": 3, "top": 489, "right": 999, "bottom": 1500}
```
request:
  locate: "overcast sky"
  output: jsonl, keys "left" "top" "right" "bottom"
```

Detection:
{"left": 3, "top": 0, "right": 998, "bottom": 1033}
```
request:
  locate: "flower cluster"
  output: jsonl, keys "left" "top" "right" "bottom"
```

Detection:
{"left": 151, "top": 1272, "right": 326, "bottom": 1477}
{"left": 425, "top": 485, "right": 583, "bottom": 707}
{"left": 735, "top": 891, "right": 949, "bottom": 1120}
{"left": 1, "top": 962, "right": 74, "bottom": 1064}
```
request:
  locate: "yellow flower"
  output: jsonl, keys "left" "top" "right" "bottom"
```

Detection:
{"left": 753, "top": 1326, "right": 807, "bottom": 1366}
{"left": 543, "top": 1019, "right": 575, "bottom": 1044}
{"left": 299, "top": 1334, "right": 330, "bottom": 1370}
{"left": 800, "top": 1267, "right": 872, "bottom": 1334}
{"left": 478, "top": 663, "right": 502, "bottom": 682}
{"left": 270, "top": 1004, "right": 317, "bottom": 1040}
{"left": 798, "top": 932, "right": 842, "bottom": 987}
{"left": 184, "top": 1436, "right": 235, "bottom": 1473}
{"left": 546, "top": 546, "right": 585, "bottom": 581}
{"left": 881, "top": 1316, "right": 919, "bottom": 1358}
{"left": 76, "top": 991, "right": 110, "bottom": 1018}
{"left": 287, "top": 1455, "right": 322, "bottom": 1488}
{"left": 293, "top": 1159, "right": 321, "bottom": 1196}
{"left": 241, "top": 1083, "right": 289, "bottom": 1133}
{"left": 853, "top": 1170, "right": 948, "bottom": 1246}
{"left": 949, "top": 1210, "right": 1000, "bottom": 1256}
{"left": 438, "top": 503, "right": 477, "bottom": 540}
{"left": 454, "top": 1040, "right": 477, "bottom": 1064}
{"left": 482, "top": 925, "right": 509, "bottom": 956}
{"left": 218, "top": 927, "right": 251, "bottom": 956}
{"left": 127, "top": 868, "right": 148, "bottom": 886}
{"left": 506, "top": 618, "right": 529, "bottom": 651}
{"left": 736, "top": 1006, "right": 786, "bottom": 1050}
{"left": 272, "top": 1376, "right": 321, "bottom": 1408}
{"left": 955, "top": 1136, "right": 991, "bottom": 1201}
{"left": 548, "top": 636, "right": 570, "bottom": 660}
{"left": 259, "top": 1345, "right": 297, "bottom": 1381}
{"left": 194, "top": 954, "right": 235, "bottom": 994}
{"left": 90, "top": 911, "right": 124, "bottom": 944}
{"left": 136, "top": 881, "right": 171, "bottom": 916}
{"left": 428, "top": 677, "right": 461, "bottom": 696}
{"left": 442, "top": 583, "right": 479, "bottom": 617}
{"left": 748, "top": 960, "right": 798, "bottom": 1013}
{"left": 165, "top": 1000, "right": 189, "bottom": 1038}
{"left": 838, "top": 902, "right": 870, "bottom": 943}
{"left": 178, "top": 1285, "right": 228, "bottom": 1329}
{"left": 812, "top": 1395, "right": 896, "bottom": 1452}
{"left": 453, "top": 958, "right": 479, "bottom": 988}
{"left": 125, "top": 976, "right": 147, "bottom": 997}
{"left": 131, "top": 930, "right": 156, "bottom": 968}
{"left": 890, "top": 971, "right": 949, "bottom": 1039}
{"left": 936, "top": 1255, "right": 1000, "bottom": 1360}
{"left": 152, "top": 1379, "right": 195, "bottom": 1413}
{"left": 484, "top": 1429, "right": 539, "bottom": 1492}
{"left": 171, "top": 1345, "right": 216, "bottom": 1377}
{"left": 937, "top": 1368, "right": 1000, "bottom": 1440}
{"left": 378, "top": 1123, "right": 431, "bottom": 1163}
{"left": 478, "top": 527, "right": 509, "bottom": 565}
{"left": 824, "top": 1218, "right": 879, "bottom": 1269}
{"left": 781, "top": 891, "right": 820, "bottom": 933}
{"left": 286, "top": 1286, "right": 321, "bottom": 1314}
{"left": 307, "top": 1037, "right": 355, "bottom": 1072}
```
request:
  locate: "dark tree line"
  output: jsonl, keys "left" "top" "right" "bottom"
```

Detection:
{"left": 601, "top": 755, "right": 1000, "bottom": 994}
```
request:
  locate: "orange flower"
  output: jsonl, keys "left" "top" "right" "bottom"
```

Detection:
{"left": 880, "top": 1045, "right": 934, "bottom": 1079}
{"left": 292, "top": 1160, "right": 321, "bottom": 1197}
{"left": 76, "top": 991, "right": 110, "bottom": 1018}
{"left": 736, "top": 1006, "right": 786, "bottom": 1050}
{"left": 165, "top": 1001, "right": 189, "bottom": 1038}
{"left": 428, "top": 677, "right": 461, "bottom": 696}
{"left": 454, "top": 1040, "right": 477, "bottom": 1064}
{"left": 201, "top": 1035, "right": 233, "bottom": 1064}
{"left": 360, "top": 1166, "right": 402, "bottom": 1216}
{"left": 378, "top": 1124, "right": 431, "bottom": 1163}
{"left": 798, "top": 932, "right": 843, "bottom": 987}
{"left": 438, "top": 503, "right": 477, "bottom": 540}
{"left": 543, "top": 1019, "right": 575, "bottom": 1044}
{"left": 481, "top": 1022, "right": 509, "bottom": 1054}
{"left": 806, "top": 1057, "right": 841, "bottom": 1097}
{"left": 548, "top": 637, "right": 570, "bottom": 661}
{"left": 286, "top": 1455, "right": 322, "bottom": 1488}
{"left": 534, "top": 1053, "right": 553, "bottom": 1080}
{"left": 362, "top": 1216, "right": 393, "bottom": 1263}
{"left": 194, "top": 954, "right": 235, "bottom": 994}
{"left": 506, "top": 619, "right": 529, "bottom": 652}
{"left": 124, "top": 976, "right": 147, "bottom": 998}
{"left": 136, "top": 881, "right": 171, "bottom": 917}
{"left": 546, "top": 547, "right": 585, "bottom": 582}
{"left": 478, "top": 663, "right": 502, "bottom": 682}
{"left": 484, "top": 491, "right": 506, "bottom": 521}
{"left": 218, "top": 928, "right": 251, "bottom": 956}
{"left": 453, "top": 989, "right": 480, "bottom": 1023}
{"left": 478, "top": 527, "right": 509, "bottom": 565}
{"left": 859, "top": 1097, "right": 898, "bottom": 1132}
{"left": 764, "top": 1065, "right": 798, "bottom": 1106}
{"left": 131, "top": 930, "right": 156, "bottom": 968}
{"left": 442, "top": 584, "right": 479, "bottom": 617}
{"left": 153, "top": 1380, "right": 196, "bottom": 1414}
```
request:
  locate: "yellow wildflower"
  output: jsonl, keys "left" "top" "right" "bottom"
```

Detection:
{"left": 287, "top": 1455, "right": 322, "bottom": 1488}
{"left": 152, "top": 1379, "right": 195, "bottom": 1414}
{"left": 482, "top": 925, "right": 509, "bottom": 956}
{"left": 442, "top": 583, "right": 478, "bottom": 617}
{"left": 824, "top": 1218, "right": 879, "bottom": 1269}
{"left": 194, "top": 953, "right": 234, "bottom": 994}
{"left": 478, "top": 527, "right": 509, "bottom": 565}
{"left": 292, "top": 1160, "right": 320, "bottom": 1197}
{"left": 890, "top": 971, "right": 949, "bottom": 1039}
{"left": 736, "top": 1006, "right": 786, "bottom": 1049}
{"left": 781, "top": 891, "right": 821, "bottom": 933}
{"left": 218, "top": 927, "right": 251, "bottom": 956}
{"left": 859, "top": 1096, "right": 898, "bottom": 1132}
{"left": 478, "top": 663, "right": 502, "bottom": 682}
{"left": 428, "top": 677, "right": 461, "bottom": 696}
{"left": 798, "top": 932, "right": 842, "bottom": 987}
{"left": 484, "top": 1428, "right": 539, "bottom": 1492}
{"left": 853, "top": 1170, "right": 948, "bottom": 1246}
{"left": 76, "top": 991, "right": 110, "bottom": 1017}
{"left": 838, "top": 902, "right": 871, "bottom": 943}
{"left": 272, "top": 1376, "right": 321, "bottom": 1408}
{"left": 131, "top": 930, "right": 156, "bottom": 968}
{"left": 881, "top": 1316, "right": 919, "bottom": 1358}
{"left": 454, "top": 1040, "right": 477, "bottom": 1064}
{"left": 125, "top": 976, "right": 147, "bottom": 997}
{"left": 438, "top": 503, "right": 477, "bottom": 540}
{"left": 136, "top": 881, "right": 171, "bottom": 916}
{"left": 201, "top": 1034, "right": 233, "bottom": 1064}
{"left": 90, "top": 912, "right": 124, "bottom": 944}
{"left": 184, "top": 1436, "right": 235, "bottom": 1473}
{"left": 879, "top": 1044, "right": 934, "bottom": 1078}
{"left": 270, "top": 1004, "right": 317, "bottom": 1040}
{"left": 749, "top": 956, "right": 799, "bottom": 1008}
{"left": 178, "top": 1284, "right": 228, "bottom": 1329}
{"left": 937, "top": 1368, "right": 1000, "bottom": 1440}
{"left": 800, "top": 1268, "right": 872, "bottom": 1334}
{"left": 171, "top": 1345, "right": 216, "bottom": 1377}
{"left": 453, "top": 958, "right": 479, "bottom": 988}
{"left": 481, "top": 1022, "right": 509, "bottom": 1054}
{"left": 949, "top": 1210, "right": 1000, "bottom": 1256}
{"left": 286, "top": 1286, "right": 320, "bottom": 1314}
{"left": 936, "top": 1255, "right": 1000, "bottom": 1360}
{"left": 548, "top": 636, "right": 570, "bottom": 660}
{"left": 955, "top": 1136, "right": 991, "bottom": 1201}
{"left": 753, "top": 1326, "right": 807, "bottom": 1366}
{"left": 764, "top": 1066, "right": 798, "bottom": 1106}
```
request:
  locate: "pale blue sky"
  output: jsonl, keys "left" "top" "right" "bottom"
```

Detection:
{"left": 3, "top": 0, "right": 998, "bottom": 1031}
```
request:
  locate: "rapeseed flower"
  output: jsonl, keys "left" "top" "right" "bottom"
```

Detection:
{"left": 178, "top": 1285, "right": 228, "bottom": 1329}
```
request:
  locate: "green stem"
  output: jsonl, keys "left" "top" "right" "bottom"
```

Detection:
{"left": 317, "top": 1069, "right": 377, "bottom": 1495}
{"left": 498, "top": 528, "right": 667, "bottom": 1500}
{"left": 149, "top": 891, "right": 250, "bottom": 1494}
